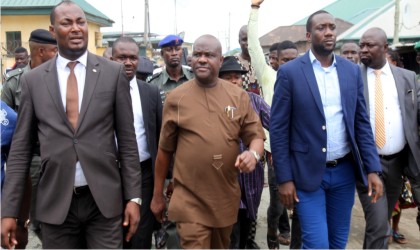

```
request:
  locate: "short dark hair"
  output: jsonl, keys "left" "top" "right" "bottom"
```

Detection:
{"left": 50, "top": 0, "right": 76, "bottom": 24}
{"left": 277, "top": 40, "right": 297, "bottom": 53}
{"left": 14, "top": 47, "right": 28, "bottom": 54}
{"left": 112, "top": 36, "right": 138, "bottom": 55}
{"left": 306, "top": 10, "right": 330, "bottom": 32}
{"left": 269, "top": 42, "right": 280, "bottom": 52}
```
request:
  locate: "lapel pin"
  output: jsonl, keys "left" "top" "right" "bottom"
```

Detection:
{"left": 92, "top": 69, "right": 97, "bottom": 73}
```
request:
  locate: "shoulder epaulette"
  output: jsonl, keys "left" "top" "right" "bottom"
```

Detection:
{"left": 148, "top": 71, "right": 162, "bottom": 83}
{"left": 4, "top": 68, "right": 24, "bottom": 81}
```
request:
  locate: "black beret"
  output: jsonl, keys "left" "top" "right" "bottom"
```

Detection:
{"left": 29, "top": 29, "right": 57, "bottom": 45}
{"left": 137, "top": 56, "right": 154, "bottom": 75}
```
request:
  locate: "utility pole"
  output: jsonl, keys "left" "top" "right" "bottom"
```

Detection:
{"left": 120, "top": 0, "right": 124, "bottom": 35}
{"left": 393, "top": 0, "right": 400, "bottom": 45}
{"left": 174, "top": 0, "right": 178, "bottom": 34}
{"left": 144, "top": 0, "right": 150, "bottom": 48}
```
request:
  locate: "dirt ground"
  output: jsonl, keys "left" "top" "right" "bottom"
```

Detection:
{"left": 27, "top": 184, "right": 420, "bottom": 249}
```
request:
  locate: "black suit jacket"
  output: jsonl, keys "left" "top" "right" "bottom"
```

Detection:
{"left": 137, "top": 79, "right": 162, "bottom": 169}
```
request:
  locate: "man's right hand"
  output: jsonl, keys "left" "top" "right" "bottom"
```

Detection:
{"left": 251, "top": 0, "right": 264, "bottom": 6}
{"left": 1, "top": 218, "right": 18, "bottom": 249}
{"left": 278, "top": 181, "right": 299, "bottom": 210}
{"left": 150, "top": 193, "right": 166, "bottom": 223}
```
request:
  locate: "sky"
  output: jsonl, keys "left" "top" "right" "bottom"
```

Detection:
{"left": 87, "top": 0, "right": 336, "bottom": 53}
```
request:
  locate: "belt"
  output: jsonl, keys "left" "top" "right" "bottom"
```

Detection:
{"left": 73, "top": 185, "right": 89, "bottom": 195}
{"left": 379, "top": 152, "right": 400, "bottom": 161}
{"left": 326, "top": 153, "right": 352, "bottom": 168}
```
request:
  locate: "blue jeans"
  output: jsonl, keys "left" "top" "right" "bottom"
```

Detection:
{"left": 296, "top": 158, "right": 355, "bottom": 249}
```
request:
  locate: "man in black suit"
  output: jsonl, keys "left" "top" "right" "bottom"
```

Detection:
{"left": 112, "top": 36, "right": 163, "bottom": 249}
{"left": 1, "top": 1, "right": 141, "bottom": 249}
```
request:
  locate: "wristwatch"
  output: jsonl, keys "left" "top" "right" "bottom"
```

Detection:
{"left": 249, "top": 150, "right": 261, "bottom": 161}
{"left": 130, "top": 198, "right": 142, "bottom": 206}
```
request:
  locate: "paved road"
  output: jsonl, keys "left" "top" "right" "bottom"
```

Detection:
{"left": 27, "top": 186, "right": 420, "bottom": 249}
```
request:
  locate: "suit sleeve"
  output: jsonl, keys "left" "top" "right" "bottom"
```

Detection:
{"left": 114, "top": 65, "right": 141, "bottom": 200}
{"left": 270, "top": 69, "right": 294, "bottom": 184}
{"left": 1, "top": 74, "right": 37, "bottom": 217}
{"left": 353, "top": 67, "right": 382, "bottom": 174}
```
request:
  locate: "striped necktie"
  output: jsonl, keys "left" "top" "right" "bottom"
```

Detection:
{"left": 374, "top": 69, "right": 386, "bottom": 148}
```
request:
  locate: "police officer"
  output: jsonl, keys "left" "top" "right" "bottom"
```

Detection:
{"left": 1, "top": 29, "right": 57, "bottom": 239}
{"left": 148, "top": 34, "right": 193, "bottom": 103}
{"left": 2, "top": 29, "right": 57, "bottom": 111}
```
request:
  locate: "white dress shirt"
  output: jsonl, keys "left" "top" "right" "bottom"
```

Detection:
{"left": 56, "top": 51, "right": 88, "bottom": 187}
{"left": 367, "top": 62, "right": 406, "bottom": 155}
{"left": 310, "top": 50, "right": 350, "bottom": 161}
{"left": 130, "top": 77, "right": 150, "bottom": 162}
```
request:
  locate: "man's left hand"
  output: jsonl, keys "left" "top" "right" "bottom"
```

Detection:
{"left": 235, "top": 151, "right": 257, "bottom": 173}
{"left": 367, "top": 173, "right": 383, "bottom": 203}
{"left": 123, "top": 201, "right": 140, "bottom": 242}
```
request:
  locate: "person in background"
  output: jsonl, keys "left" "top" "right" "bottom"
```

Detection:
{"left": 148, "top": 35, "right": 194, "bottom": 104}
{"left": 112, "top": 36, "right": 163, "bottom": 249}
{"left": 270, "top": 10, "right": 383, "bottom": 249}
{"left": 13, "top": 47, "right": 30, "bottom": 69}
{"left": 268, "top": 42, "right": 280, "bottom": 71}
{"left": 340, "top": 41, "right": 360, "bottom": 64}
{"left": 218, "top": 56, "right": 268, "bottom": 249}
{"left": 102, "top": 47, "right": 112, "bottom": 60}
{"left": 151, "top": 34, "right": 265, "bottom": 249}
{"left": 136, "top": 56, "right": 155, "bottom": 82}
{"left": 247, "top": 1, "right": 300, "bottom": 247}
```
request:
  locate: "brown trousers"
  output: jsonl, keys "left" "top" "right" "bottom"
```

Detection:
{"left": 176, "top": 222, "right": 233, "bottom": 249}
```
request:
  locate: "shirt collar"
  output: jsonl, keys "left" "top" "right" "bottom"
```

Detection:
{"left": 129, "top": 77, "right": 137, "bottom": 88}
{"left": 367, "top": 61, "right": 392, "bottom": 76}
{"left": 56, "top": 50, "right": 88, "bottom": 70}
{"left": 309, "top": 49, "right": 337, "bottom": 68}
{"left": 162, "top": 66, "right": 187, "bottom": 85}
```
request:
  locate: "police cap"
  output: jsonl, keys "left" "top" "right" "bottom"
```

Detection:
{"left": 29, "top": 29, "right": 57, "bottom": 45}
{"left": 158, "top": 35, "right": 183, "bottom": 48}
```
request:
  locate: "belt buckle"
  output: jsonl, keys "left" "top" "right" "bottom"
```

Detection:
{"left": 328, "top": 160, "right": 338, "bottom": 166}
{"left": 74, "top": 186, "right": 81, "bottom": 195}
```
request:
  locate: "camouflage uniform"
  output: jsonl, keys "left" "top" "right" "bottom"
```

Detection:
{"left": 148, "top": 65, "right": 194, "bottom": 104}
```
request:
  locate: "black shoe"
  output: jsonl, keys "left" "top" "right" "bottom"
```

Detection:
{"left": 246, "top": 239, "right": 260, "bottom": 249}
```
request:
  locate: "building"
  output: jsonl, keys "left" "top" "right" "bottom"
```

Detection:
{"left": 259, "top": 0, "right": 394, "bottom": 54}
{"left": 336, "top": 0, "right": 420, "bottom": 72}
{"left": 1, "top": 0, "right": 113, "bottom": 72}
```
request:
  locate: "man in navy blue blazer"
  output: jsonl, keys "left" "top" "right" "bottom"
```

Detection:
{"left": 270, "top": 10, "right": 383, "bottom": 249}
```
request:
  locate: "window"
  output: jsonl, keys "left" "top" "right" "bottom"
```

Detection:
{"left": 6, "top": 31, "right": 22, "bottom": 56}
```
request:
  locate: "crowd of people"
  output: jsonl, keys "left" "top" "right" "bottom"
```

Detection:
{"left": 1, "top": 0, "right": 420, "bottom": 249}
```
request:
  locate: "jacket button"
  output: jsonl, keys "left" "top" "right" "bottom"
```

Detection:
{"left": 322, "top": 148, "right": 326, "bottom": 152}
{"left": 73, "top": 139, "right": 78, "bottom": 144}
{"left": 322, "top": 125, "right": 326, "bottom": 130}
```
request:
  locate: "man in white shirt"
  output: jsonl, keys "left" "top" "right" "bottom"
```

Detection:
{"left": 112, "top": 36, "right": 163, "bottom": 249}
{"left": 358, "top": 27, "right": 420, "bottom": 249}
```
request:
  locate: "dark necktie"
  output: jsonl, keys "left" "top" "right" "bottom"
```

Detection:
{"left": 66, "top": 61, "right": 79, "bottom": 129}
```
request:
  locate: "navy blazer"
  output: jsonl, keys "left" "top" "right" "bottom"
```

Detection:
{"left": 270, "top": 52, "right": 381, "bottom": 192}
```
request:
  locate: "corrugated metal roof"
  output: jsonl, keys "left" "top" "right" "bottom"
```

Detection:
{"left": 1, "top": 0, "right": 113, "bottom": 27}
{"left": 294, "top": 0, "right": 394, "bottom": 25}
{"left": 337, "top": 0, "right": 420, "bottom": 42}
